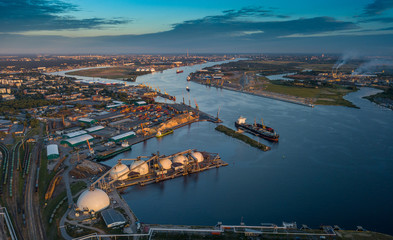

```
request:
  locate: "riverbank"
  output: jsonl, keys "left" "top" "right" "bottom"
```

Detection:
{"left": 66, "top": 66, "right": 170, "bottom": 81}
{"left": 363, "top": 87, "right": 393, "bottom": 110}
{"left": 188, "top": 59, "right": 360, "bottom": 108}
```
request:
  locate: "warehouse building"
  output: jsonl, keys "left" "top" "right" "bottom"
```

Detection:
{"left": 101, "top": 209, "right": 126, "bottom": 228}
{"left": 135, "top": 101, "right": 147, "bottom": 106}
{"left": 47, "top": 144, "right": 60, "bottom": 159}
{"left": 78, "top": 118, "right": 97, "bottom": 124}
{"left": 61, "top": 134, "right": 94, "bottom": 147}
{"left": 110, "top": 131, "right": 136, "bottom": 142}
{"left": 64, "top": 130, "right": 87, "bottom": 138}
{"left": 85, "top": 125, "right": 105, "bottom": 133}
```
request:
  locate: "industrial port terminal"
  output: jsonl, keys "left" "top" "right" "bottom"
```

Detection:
{"left": 1, "top": 56, "right": 392, "bottom": 240}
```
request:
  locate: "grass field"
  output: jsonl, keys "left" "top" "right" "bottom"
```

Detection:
{"left": 264, "top": 82, "right": 358, "bottom": 108}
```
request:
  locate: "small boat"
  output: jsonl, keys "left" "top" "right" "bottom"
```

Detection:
{"left": 186, "top": 86, "right": 190, "bottom": 92}
{"left": 156, "top": 129, "right": 174, "bottom": 138}
{"left": 176, "top": 69, "right": 183, "bottom": 74}
{"left": 121, "top": 141, "right": 129, "bottom": 148}
{"left": 187, "top": 76, "right": 191, "bottom": 81}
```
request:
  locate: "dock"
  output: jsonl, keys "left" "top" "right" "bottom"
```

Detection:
{"left": 92, "top": 149, "right": 228, "bottom": 191}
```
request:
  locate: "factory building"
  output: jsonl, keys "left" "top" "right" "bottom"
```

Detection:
{"left": 63, "top": 130, "right": 87, "bottom": 138}
{"left": 60, "top": 134, "right": 94, "bottom": 147}
{"left": 78, "top": 118, "right": 97, "bottom": 124}
{"left": 110, "top": 131, "right": 136, "bottom": 142}
{"left": 101, "top": 209, "right": 126, "bottom": 228}
{"left": 46, "top": 144, "right": 59, "bottom": 160}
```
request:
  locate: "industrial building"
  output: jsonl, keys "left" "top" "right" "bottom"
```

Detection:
{"left": 77, "top": 188, "right": 110, "bottom": 212}
{"left": 93, "top": 112, "right": 125, "bottom": 122}
{"left": 78, "top": 118, "right": 97, "bottom": 124}
{"left": 110, "top": 163, "right": 129, "bottom": 180}
{"left": 101, "top": 209, "right": 126, "bottom": 228}
{"left": 60, "top": 134, "right": 94, "bottom": 147}
{"left": 63, "top": 130, "right": 87, "bottom": 138}
{"left": 85, "top": 125, "right": 105, "bottom": 133}
{"left": 135, "top": 101, "right": 147, "bottom": 106}
{"left": 110, "top": 131, "right": 136, "bottom": 142}
{"left": 46, "top": 144, "right": 59, "bottom": 159}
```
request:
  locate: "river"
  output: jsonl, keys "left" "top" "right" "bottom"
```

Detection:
{"left": 53, "top": 61, "right": 393, "bottom": 235}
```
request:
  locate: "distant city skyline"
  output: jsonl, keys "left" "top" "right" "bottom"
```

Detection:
{"left": 1, "top": 0, "right": 393, "bottom": 54}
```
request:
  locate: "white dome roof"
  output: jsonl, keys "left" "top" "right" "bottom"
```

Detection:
{"left": 191, "top": 152, "right": 204, "bottom": 163}
{"left": 110, "top": 163, "right": 129, "bottom": 181}
{"left": 77, "top": 188, "right": 110, "bottom": 212}
{"left": 159, "top": 158, "right": 172, "bottom": 170}
{"left": 130, "top": 160, "right": 149, "bottom": 175}
{"left": 173, "top": 155, "right": 187, "bottom": 165}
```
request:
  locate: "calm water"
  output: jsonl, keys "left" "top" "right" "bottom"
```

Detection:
{"left": 265, "top": 72, "right": 296, "bottom": 81}
{"left": 56, "top": 62, "right": 393, "bottom": 234}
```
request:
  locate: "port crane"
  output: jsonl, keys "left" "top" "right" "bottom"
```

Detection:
{"left": 140, "top": 123, "right": 147, "bottom": 136}
{"left": 86, "top": 140, "right": 94, "bottom": 155}
{"left": 194, "top": 99, "right": 199, "bottom": 111}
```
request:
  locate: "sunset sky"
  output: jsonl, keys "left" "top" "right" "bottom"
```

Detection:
{"left": 1, "top": 0, "right": 393, "bottom": 54}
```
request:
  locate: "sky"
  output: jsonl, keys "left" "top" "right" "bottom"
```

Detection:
{"left": 0, "top": 0, "right": 393, "bottom": 54}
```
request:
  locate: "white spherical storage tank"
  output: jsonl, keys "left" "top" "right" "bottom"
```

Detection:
{"left": 191, "top": 152, "right": 204, "bottom": 163}
{"left": 159, "top": 158, "right": 172, "bottom": 170}
{"left": 173, "top": 155, "right": 187, "bottom": 165}
{"left": 109, "top": 163, "right": 129, "bottom": 181}
{"left": 77, "top": 188, "right": 110, "bottom": 212}
{"left": 130, "top": 160, "right": 149, "bottom": 175}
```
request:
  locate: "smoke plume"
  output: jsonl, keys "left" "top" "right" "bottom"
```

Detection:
{"left": 333, "top": 52, "right": 359, "bottom": 72}
{"left": 352, "top": 59, "right": 393, "bottom": 75}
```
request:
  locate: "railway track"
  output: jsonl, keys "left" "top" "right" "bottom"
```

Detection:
{"left": 0, "top": 141, "right": 26, "bottom": 240}
{"left": 24, "top": 138, "right": 46, "bottom": 239}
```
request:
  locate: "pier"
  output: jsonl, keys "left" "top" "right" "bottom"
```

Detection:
{"left": 92, "top": 149, "right": 228, "bottom": 191}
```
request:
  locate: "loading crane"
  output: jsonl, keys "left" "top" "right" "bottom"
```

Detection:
{"left": 86, "top": 140, "right": 94, "bottom": 155}
{"left": 194, "top": 99, "right": 199, "bottom": 111}
{"left": 216, "top": 106, "right": 221, "bottom": 121}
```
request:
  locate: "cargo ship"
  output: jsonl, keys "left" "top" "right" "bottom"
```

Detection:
{"left": 176, "top": 69, "right": 183, "bottom": 74}
{"left": 95, "top": 145, "right": 132, "bottom": 162}
{"left": 156, "top": 128, "right": 174, "bottom": 138}
{"left": 235, "top": 116, "right": 279, "bottom": 142}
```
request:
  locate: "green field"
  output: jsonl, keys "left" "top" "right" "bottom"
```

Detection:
{"left": 264, "top": 82, "right": 358, "bottom": 108}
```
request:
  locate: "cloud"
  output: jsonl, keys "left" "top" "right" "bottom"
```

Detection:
{"left": 362, "top": 0, "right": 393, "bottom": 16}
{"left": 360, "top": 17, "right": 393, "bottom": 23}
{"left": 173, "top": 7, "right": 288, "bottom": 27}
{"left": 1, "top": 6, "right": 392, "bottom": 55}
{"left": 171, "top": 14, "right": 358, "bottom": 39}
{"left": 0, "top": 0, "right": 130, "bottom": 33}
